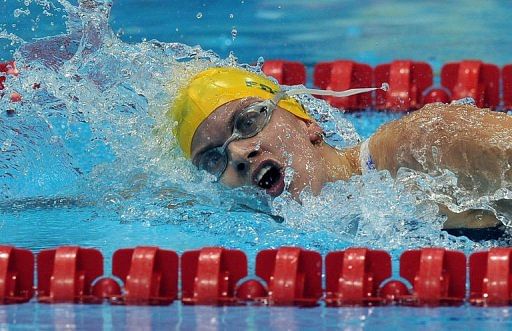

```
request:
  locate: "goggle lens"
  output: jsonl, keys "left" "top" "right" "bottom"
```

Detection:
{"left": 234, "top": 104, "right": 270, "bottom": 138}
{"left": 198, "top": 147, "right": 228, "bottom": 177}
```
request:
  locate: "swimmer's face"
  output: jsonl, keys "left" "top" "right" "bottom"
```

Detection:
{"left": 190, "top": 97, "right": 328, "bottom": 199}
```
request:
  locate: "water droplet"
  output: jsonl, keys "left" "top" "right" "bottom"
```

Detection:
{"left": 256, "top": 56, "right": 265, "bottom": 68}
{"left": 196, "top": 12, "right": 203, "bottom": 19}
{"left": 231, "top": 27, "right": 237, "bottom": 40}
{"left": 13, "top": 8, "right": 30, "bottom": 18}
{"left": 229, "top": 13, "right": 234, "bottom": 19}
{"left": 228, "top": 51, "right": 238, "bottom": 65}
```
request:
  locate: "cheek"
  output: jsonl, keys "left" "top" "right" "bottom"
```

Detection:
{"left": 219, "top": 168, "right": 244, "bottom": 187}
{"left": 264, "top": 131, "right": 313, "bottom": 171}
{"left": 268, "top": 122, "right": 309, "bottom": 150}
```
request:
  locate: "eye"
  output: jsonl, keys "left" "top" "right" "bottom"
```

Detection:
{"left": 198, "top": 148, "right": 226, "bottom": 175}
{"left": 234, "top": 105, "right": 268, "bottom": 137}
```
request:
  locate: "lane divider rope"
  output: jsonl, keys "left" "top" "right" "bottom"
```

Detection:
{"left": 2, "top": 60, "right": 512, "bottom": 112}
{"left": 0, "top": 245, "right": 509, "bottom": 307}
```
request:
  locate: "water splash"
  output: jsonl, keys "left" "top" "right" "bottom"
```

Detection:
{"left": 0, "top": 0, "right": 505, "bottom": 254}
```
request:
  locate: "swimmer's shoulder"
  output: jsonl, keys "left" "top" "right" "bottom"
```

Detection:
{"left": 366, "top": 102, "right": 499, "bottom": 171}
{"left": 366, "top": 103, "right": 459, "bottom": 173}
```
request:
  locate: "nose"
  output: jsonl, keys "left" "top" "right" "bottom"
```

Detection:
{"left": 226, "top": 140, "right": 260, "bottom": 174}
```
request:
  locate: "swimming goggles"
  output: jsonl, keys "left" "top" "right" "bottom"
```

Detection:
{"left": 196, "top": 83, "right": 389, "bottom": 178}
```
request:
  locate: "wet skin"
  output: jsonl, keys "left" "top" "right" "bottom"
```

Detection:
{"left": 191, "top": 100, "right": 512, "bottom": 230}
{"left": 369, "top": 102, "right": 512, "bottom": 229}
{"left": 190, "top": 97, "right": 359, "bottom": 199}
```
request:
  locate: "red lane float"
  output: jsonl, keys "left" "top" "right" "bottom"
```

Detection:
{"left": 5, "top": 244, "right": 512, "bottom": 307}
{"left": 441, "top": 60, "right": 500, "bottom": 109}
{"left": 0, "top": 61, "right": 22, "bottom": 103}
{"left": 37, "top": 246, "right": 103, "bottom": 303}
{"left": 422, "top": 87, "right": 451, "bottom": 104}
{"left": 470, "top": 248, "right": 512, "bottom": 306}
{"left": 503, "top": 64, "right": 512, "bottom": 110}
{"left": 0, "top": 61, "right": 18, "bottom": 75}
{"left": 399, "top": 248, "right": 466, "bottom": 305}
{"left": 325, "top": 248, "right": 392, "bottom": 306}
{"left": 4, "top": 60, "right": 512, "bottom": 111}
{"left": 181, "top": 247, "right": 247, "bottom": 305}
{"left": 314, "top": 60, "right": 373, "bottom": 110}
{"left": 111, "top": 246, "right": 178, "bottom": 305}
{"left": 0, "top": 246, "right": 34, "bottom": 304}
{"left": 262, "top": 60, "right": 306, "bottom": 85}
{"left": 256, "top": 247, "right": 322, "bottom": 306}
{"left": 375, "top": 60, "right": 433, "bottom": 111}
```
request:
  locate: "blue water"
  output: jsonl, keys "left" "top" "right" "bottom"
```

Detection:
{"left": 1, "top": 0, "right": 512, "bottom": 330}
{"left": 2, "top": 304, "right": 512, "bottom": 331}
{"left": 3, "top": 1, "right": 512, "bottom": 67}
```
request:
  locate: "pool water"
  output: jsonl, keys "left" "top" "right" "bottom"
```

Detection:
{"left": 2, "top": 0, "right": 512, "bottom": 330}
{"left": 2, "top": 304, "right": 512, "bottom": 330}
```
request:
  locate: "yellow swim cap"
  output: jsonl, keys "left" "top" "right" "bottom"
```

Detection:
{"left": 168, "top": 66, "right": 311, "bottom": 158}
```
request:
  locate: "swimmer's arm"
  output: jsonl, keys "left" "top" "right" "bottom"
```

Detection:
{"left": 369, "top": 103, "right": 512, "bottom": 195}
{"left": 438, "top": 204, "right": 501, "bottom": 229}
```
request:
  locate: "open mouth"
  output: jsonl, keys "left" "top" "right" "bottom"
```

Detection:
{"left": 253, "top": 160, "right": 285, "bottom": 197}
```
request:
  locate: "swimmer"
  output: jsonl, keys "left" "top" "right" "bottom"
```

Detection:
{"left": 169, "top": 66, "right": 512, "bottom": 240}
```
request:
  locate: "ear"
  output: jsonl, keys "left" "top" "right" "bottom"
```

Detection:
{"left": 305, "top": 121, "right": 324, "bottom": 145}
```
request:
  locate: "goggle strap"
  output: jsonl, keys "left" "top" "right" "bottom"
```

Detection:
{"left": 284, "top": 83, "right": 389, "bottom": 98}
{"left": 221, "top": 133, "right": 240, "bottom": 152}
{"left": 271, "top": 91, "right": 287, "bottom": 105}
